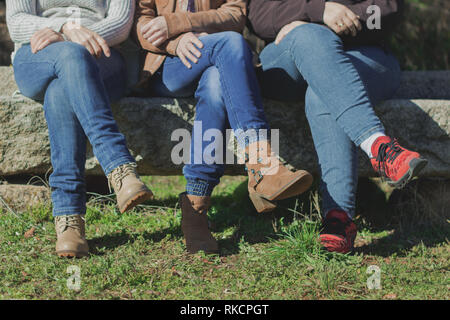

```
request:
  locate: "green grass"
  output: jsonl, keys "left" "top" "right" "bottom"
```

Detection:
{"left": 0, "top": 176, "right": 448, "bottom": 300}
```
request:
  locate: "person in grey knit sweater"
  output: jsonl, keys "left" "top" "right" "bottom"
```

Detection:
{"left": 6, "top": 0, "right": 153, "bottom": 258}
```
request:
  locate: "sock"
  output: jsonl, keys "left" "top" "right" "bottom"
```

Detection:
{"left": 360, "top": 132, "right": 386, "bottom": 158}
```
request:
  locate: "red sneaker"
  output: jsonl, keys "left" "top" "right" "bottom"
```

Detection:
{"left": 319, "top": 210, "right": 357, "bottom": 254}
{"left": 370, "top": 136, "right": 428, "bottom": 189}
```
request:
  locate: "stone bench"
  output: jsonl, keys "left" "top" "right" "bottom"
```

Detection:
{"left": 0, "top": 66, "right": 449, "bottom": 180}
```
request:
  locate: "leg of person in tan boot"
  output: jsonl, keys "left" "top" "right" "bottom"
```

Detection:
{"left": 143, "top": 32, "right": 313, "bottom": 253}
{"left": 13, "top": 43, "right": 153, "bottom": 257}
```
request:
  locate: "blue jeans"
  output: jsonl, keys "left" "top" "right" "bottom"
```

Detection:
{"left": 13, "top": 42, "right": 135, "bottom": 216}
{"left": 258, "top": 24, "right": 401, "bottom": 217}
{"left": 148, "top": 31, "right": 269, "bottom": 196}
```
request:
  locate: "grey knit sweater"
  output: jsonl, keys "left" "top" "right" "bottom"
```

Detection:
{"left": 6, "top": 0, "right": 136, "bottom": 61}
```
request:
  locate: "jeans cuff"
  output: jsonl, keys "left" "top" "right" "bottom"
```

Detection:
{"left": 104, "top": 156, "right": 136, "bottom": 176}
{"left": 354, "top": 126, "right": 385, "bottom": 147}
{"left": 186, "top": 179, "right": 215, "bottom": 197}
{"left": 53, "top": 206, "right": 86, "bottom": 217}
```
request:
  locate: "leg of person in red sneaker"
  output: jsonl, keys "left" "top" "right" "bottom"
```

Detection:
{"left": 319, "top": 210, "right": 357, "bottom": 254}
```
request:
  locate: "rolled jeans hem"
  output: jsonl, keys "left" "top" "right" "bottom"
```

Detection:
{"left": 103, "top": 156, "right": 136, "bottom": 176}
{"left": 353, "top": 126, "right": 385, "bottom": 147}
{"left": 53, "top": 207, "right": 86, "bottom": 217}
{"left": 186, "top": 179, "right": 215, "bottom": 197}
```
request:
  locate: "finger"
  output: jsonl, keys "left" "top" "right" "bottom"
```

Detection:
{"left": 335, "top": 23, "right": 346, "bottom": 35}
{"left": 47, "top": 34, "right": 64, "bottom": 48}
{"left": 30, "top": 33, "right": 41, "bottom": 52}
{"left": 34, "top": 34, "right": 50, "bottom": 53}
{"left": 30, "top": 36, "right": 39, "bottom": 53}
{"left": 36, "top": 37, "right": 53, "bottom": 52}
{"left": 146, "top": 31, "right": 164, "bottom": 44}
{"left": 346, "top": 11, "right": 362, "bottom": 31}
{"left": 151, "top": 36, "right": 165, "bottom": 47}
{"left": 339, "top": 21, "right": 350, "bottom": 35}
{"left": 190, "top": 36, "right": 204, "bottom": 49}
{"left": 81, "top": 39, "right": 95, "bottom": 56}
{"left": 140, "top": 21, "right": 154, "bottom": 35}
{"left": 178, "top": 51, "right": 191, "bottom": 69}
{"left": 143, "top": 28, "right": 158, "bottom": 40}
{"left": 183, "top": 46, "right": 198, "bottom": 64}
{"left": 342, "top": 16, "right": 357, "bottom": 37}
{"left": 95, "top": 35, "right": 110, "bottom": 57}
{"left": 144, "top": 24, "right": 162, "bottom": 39}
{"left": 187, "top": 42, "right": 201, "bottom": 58}
{"left": 88, "top": 38, "right": 102, "bottom": 58}
{"left": 328, "top": 24, "right": 340, "bottom": 35}
{"left": 36, "top": 35, "right": 60, "bottom": 52}
{"left": 31, "top": 31, "right": 48, "bottom": 53}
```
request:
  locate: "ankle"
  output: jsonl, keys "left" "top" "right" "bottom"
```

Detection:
{"left": 360, "top": 132, "right": 387, "bottom": 158}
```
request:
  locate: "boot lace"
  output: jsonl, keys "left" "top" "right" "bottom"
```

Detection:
{"left": 376, "top": 139, "right": 404, "bottom": 179}
{"left": 55, "top": 215, "right": 84, "bottom": 234}
{"left": 108, "top": 163, "right": 138, "bottom": 193}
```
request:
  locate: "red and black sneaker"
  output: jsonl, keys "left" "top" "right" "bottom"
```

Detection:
{"left": 370, "top": 136, "right": 428, "bottom": 189}
{"left": 319, "top": 210, "right": 357, "bottom": 254}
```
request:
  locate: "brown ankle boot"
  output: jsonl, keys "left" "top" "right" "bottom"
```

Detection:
{"left": 245, "top": 141, "right": 313, "bottom": 213}
{"left": 55, "top": 215, "right": 89, "bottom": 258}
{"left": 179, "top": 192, "right": 219, "bottom": 254}
{"left": 108, "top": 163, "right": 154, "bottom": 213}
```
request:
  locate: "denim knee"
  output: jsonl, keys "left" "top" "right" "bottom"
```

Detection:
{"left": 288, "top": 24, "right": 342, "bottom": 57}
{"left": 213, "top": 31, "right": 253, "bottom": 60}
{"left": 55, "top": 42, "right": 99, "bottom": 76}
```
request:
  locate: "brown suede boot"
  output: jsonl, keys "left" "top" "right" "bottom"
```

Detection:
{"left": 55, "top": 215, "right": 89, "bottom": 258}
{"left": 245, "top": 141, "right": 313, "bottom": 213}
{"left": 108, "top": 163, "right": 154, "bottom": 213}
{"left": 179, "top": 192, "right": 219, "bottom": 254}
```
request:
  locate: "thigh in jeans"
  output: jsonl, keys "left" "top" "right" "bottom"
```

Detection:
{"left": 258, "top": 40, "right": 308, "bottom": 101}
{"left": 345, "top": 46, "right": 401, "bottom": 104}
{"left": 96, "top": 48, "right": 128, "bottom": 103}
{"left": 148, "top": 56, "right": 199, "bottom": 98}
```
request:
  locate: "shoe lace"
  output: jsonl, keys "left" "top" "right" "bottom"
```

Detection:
{"left": 107, "top": 163, "right": 137, "bottom": 193}
{"left": 376, "top": 139, "right": 404, "bottom": 178}
{"left": 56, "top": 215, "right": 84, "bottom": 233}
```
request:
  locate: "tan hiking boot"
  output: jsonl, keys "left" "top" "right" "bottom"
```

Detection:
{"left": 179, "top": 192, "right": 219, "bottom": 254}
{"left": 108, "top": 163, "right": 154, "bottom": 213}
{"left": 245, "top": 141, "right": 313, "bottom": 213}
{"left": 55, "top": 215, "right": 89, "bottom": 258}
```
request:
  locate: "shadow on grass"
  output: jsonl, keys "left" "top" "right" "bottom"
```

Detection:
{"left": 87, "top": 177, "right": 449, "bottom": 258}
{"left": 88, "top": 226, "right": 182, "bottom": 256}
{"left": 354, "top": 221, "right": 449, "bottom": 257}
{"left": 86, "top": 178, "right": 316, "bottom": 257}
{"left": 354, "top": 178, "right": 449, "bottom": 257}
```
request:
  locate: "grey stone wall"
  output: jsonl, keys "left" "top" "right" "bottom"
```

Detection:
{"left": 0, "top": 67, "right": 449, "bottom": 178}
